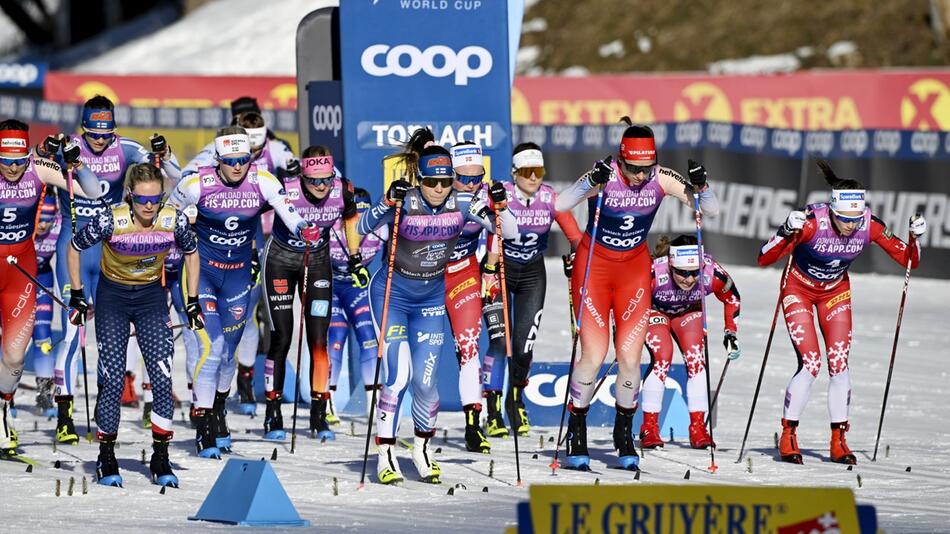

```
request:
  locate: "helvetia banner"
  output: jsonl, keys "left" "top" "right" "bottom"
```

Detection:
{"left": 339, "top": 0, "right": 512, "bottom": 201}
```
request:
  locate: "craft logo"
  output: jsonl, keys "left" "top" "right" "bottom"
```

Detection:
{"left": 673, "top": 82, "right": 733, "bottom": 122}
{"left": 900, "top": 78, "right": 950, "bottom": 130}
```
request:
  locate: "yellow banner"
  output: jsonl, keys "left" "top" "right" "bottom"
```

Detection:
{"left": 522, "top": 484, "right": 861, "bottom": 534}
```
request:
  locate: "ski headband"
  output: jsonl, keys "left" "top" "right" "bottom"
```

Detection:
{"left": 419, "top": 153, "right": 453, "bottom": 177}
{"left": 669, "top": 245, "right": 701, "bottom": 270}
{"left": 38, "top": 198, "right": 57, "bottom": 222}
{"left": 450, "top": 144, "right": 483, "bottom": 168}
{"left": 512, "top": 149, "right": 544, "bottom": 169}
{"left": 830, "top": 189, "right": 866, "bottom": 214}
{"left": 0, "top": 129, "right": 29, "bottom": 156}
{"left": 82, "top": 108, "right": 115, "bottom": 131}
{"left": 302, "top": 155, "right": 334, "bottom": 177}
{"left": 620, "top": 136, "right": 656, "bottom": 165}
{"left": 214, "top": 133, "right": 251, "bottom": 156}
{"left": 246, "top": 126, "right": 267, "bottom": 149}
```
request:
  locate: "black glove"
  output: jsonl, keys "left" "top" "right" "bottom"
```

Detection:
{"left": 186, "top": 295, "right": 205, "bottom": 331}
{"left": 387, "top": 179, "right": 411, "bottom": 205}
{"left": 687, "top": 159, "right": 707, "bottom": 189}
{"left": 723, "top": 331, "right": 740, "bottom": 360}
{"left": 62, "top": 140, "right": 81, "bottom": 165}
{"left": 285, "top": 158, "right": 301, "bottom": 177}
{"left": 488, "top": 181, "right": 508, "bottom": 209}
{"left": 43, "top": 135, "right": 63, "bottom": 157}
{"left": 348, "top": 253, "right": 370, "bottom": 288}
{"left": 562, "top": 251, "right": 575, "bottom": 278}
{"left": 586, "top": 155, "right": 613, "bottom": 187}
{"left": 149, "top": 133, "right": 168, "bottom": 156}
{"left": 68, "top": 288, "right": 88, "bottom": 327}
{"left": 250, "top": 248, "right": 261, "bottom": 285}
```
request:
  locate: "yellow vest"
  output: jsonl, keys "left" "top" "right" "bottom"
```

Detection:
{"left": 100, "top": 204, "right": 178, "bottom": 285}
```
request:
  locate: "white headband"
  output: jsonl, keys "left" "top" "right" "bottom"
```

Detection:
{"left": 451, "top": 144, "right": 484, "bottom": 168}
{"left": 669, "top": 245, "right": 701, "bottom": 270}
{"left": 830, "top": 189, "right": 866, "bottom": 214}
{"left": 512, "top": 149, "right": 544, "bottom": 169}
{"left": 215, "top": 133, "right": 251, "bottom": 156}
{"left": 246, "top": 127, "right": 267, "bottom": 149}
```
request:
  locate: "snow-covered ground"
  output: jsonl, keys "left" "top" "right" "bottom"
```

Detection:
{"left": 3, "top": 261, "right": 948, "bottom": 532}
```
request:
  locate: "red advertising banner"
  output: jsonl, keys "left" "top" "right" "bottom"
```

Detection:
{"left": 46, "top": 69, "right": 950, "bottom": 130}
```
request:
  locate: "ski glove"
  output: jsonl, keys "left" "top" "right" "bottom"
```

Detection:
{"left": 348, "top": 253, "right": 370, "bottom": 288}
{"left": 42, "top": 134, "right": 63, "bottom": 158}
{"left": 585, "top": 155, "right": 613, "bottom": 187}
{"left": 285, "top": 158, "right": 301, "bottom": 177}
{"left": 250, "top": 248, "right": 261, "bottom": 285}
{"left": 63, "top": 139, "right": 82, "bottom": 165}
{"left": 149, "top": 133, "right": 168, "bottom": 161}
{"left": 386, "top": 179, "right": 411, "bottom": 205}
{"left": 909, "top": 212, "right": 927, "bottom": 238}
{"left": 687, "top": 159, "right": 707, "bottom": 189}
{"left": 482, "top": 262, "right": 500, "bottom": 300}
{"left": 299, "top": 224, "right": 322, "bottom": 244}
{"left": 562, "top": 251, "right": 575, "bottom": 279}
{"left": 488, "top": 182, "right": 508, "bottom": 210}
{"left": 469, "top": 197, "right": 491, "bottom": 220}
{"left": 723, "top": 331, "right": 740, "bottom": 360}
{"left": 780, "top": 210, "right": 807, "bottom": 237}
{"left": 68, "top": 288, "right": 88, "bottom": 327}
{"left": 186, "top": 295, "right": 205, "bottom": 331}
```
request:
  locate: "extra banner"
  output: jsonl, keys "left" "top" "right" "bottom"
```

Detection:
{"left": 338, "top": 0, "right": 513, "bottom": 201}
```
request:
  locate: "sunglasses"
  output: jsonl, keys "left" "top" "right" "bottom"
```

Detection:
{"left": 218, "top": 155, "right": 252, "bottom": 167}
{"left": 671, "top": 266, "right": 700, "bottom": 279}
{"left": 131, "top": 192, "right": 164, "bottom": 205}
{"left": 420, "top": 176, "right": 454, "bottom": 189}
{"left": 0, "top": 155, "right": 28, "bottom": 166}
{"left": 515, "top": 167, "right": 545, "bottom": 179}
{"left": 304, "top": 176, "right": 333, "bottom": 187}
{"left": 832, "top": 211, "right": 863, "bottom": 224}
{"left": 84, "top": 131, "right": 115, "bottom": 141}
{"left": 623, "top": 161, "right": 656, "bottom": 175}
{"left": 455, "top": 172, "right": 485, "bottom": 186}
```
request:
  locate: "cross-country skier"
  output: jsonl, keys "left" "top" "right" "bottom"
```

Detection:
{"left": 261, "top": 146, "right": 361, "bottom": 441}
{"left": 555, "top": 119, "right": 719, "bottom": 471}
{"left": 326, "top": 187, "right": 382, "bottom": 422}
{"left": 481, "top": 142, "right": 581, "bottom": 438}
{"left": 31, "top": 194, "right": 61, "bottom": 416}
{"left": 168, "top": 126, "right": 315, "bottom": 458}
{"left": 641, "top": 234, "right": 741, "bottom": 449}
{"left": 44, "top": 95, "right": 180, "bottom": 443}
{"left": 0, "top": 120, "right": 101, "bottom": 459}
{"left": 358, "top": 129, "right": 516, "bottom": 484}
{"left": 758, "top": 160, "right": 925, "bottom": 465}
{"left": 67, "top": 163, "right": 202, "bottom": 487}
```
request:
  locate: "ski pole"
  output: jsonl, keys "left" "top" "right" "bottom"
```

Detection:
{"left": 737, "top": 254, "right": 793, "bottom": 463}
{"left": 64, "top": 166, "right": 93, "bottom": 443}
{"left": 872, "top": 234, "right": 917, "bottom": 461}
{"left": 290, "top": 244, "right": 311, "bottom": 454}
{"left": 5, "top": 256, "right": 69, "bottom": 308}
{"left": 558, "top": 357, "right": 617, "bottom": 448}
{"left": 359, "top": 200, "right": 402, "bottom": 489}
{"left": 706, "top": 358, "right": 731, "bottom": 426}
{"left": 551, "top": 171, "right": 607, "bottom": 472}
{"left": 494, "top": 204, "right": 523, "bottom": 487}
{"left": 691, "top": 182, "right": 717, "bottom": 473}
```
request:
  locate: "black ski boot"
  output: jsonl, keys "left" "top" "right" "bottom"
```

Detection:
{"left": 150, "top": 437, "right": 179, "bottom": 488}
{"left": 464, "top": 404, "right": 491, "bottom": 453}
{"left": 263, "top": 397, "right": 285, "bottom": 440}
{"left": 613, "top": 406, "right": 640, "bottom": 471}
{"left": 236, "top": 364, "right": 256, "bottom": 415}
{"left": 309, "top": 394, "right": 335, "bottom": 441}
{"left": 194, "top": 408, "right": 221, "bottom": 459}
{"left": 506, "top": 383, "right": 531, "bottom": 436}
{"left": 485, "top": 391, "right": 509, "bottom": 438}
{"left": 211, "top": 391, "right": 231, "bottom": 452}
{"left": 56, "top": 397, "right": 79, "bottom": 445}
{"left": 565, "top": 404, "right": 591, "bottom": 471}
{"left": 96, "top": 438, "right": 123, "bottom": 487}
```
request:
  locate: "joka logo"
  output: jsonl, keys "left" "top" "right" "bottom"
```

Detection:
{"left": 273, "top": 279, "right": 289, "bottom": 295}
{"left": 360, "top": 44, "right": 493, "bottom": 86}
{"left": 900, "top": 78, "right": 950, "bottom": 130}
{"left": 673, "top": 82, "right": 733, "bottom": 122}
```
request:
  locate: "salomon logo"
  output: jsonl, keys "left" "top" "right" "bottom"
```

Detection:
{"left": 361, "top": 44, "right": 492, "bottom": 86}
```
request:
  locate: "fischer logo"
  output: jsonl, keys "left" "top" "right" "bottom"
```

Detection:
{"left": 805, "top": 131, "right": 834, "bottom": 156}
{"left": 771, "top": 129, "right": 802, "bottom": 156}
{"left": 312, "top": 105, "right": 342, "bottom": 137}
{"left": 873, "top": 130, "right": 901, "bottom": 156}
{"left": 839, "top": 130, "right": 868, "bottom": 156}
{"left": 0, "top": 63, "right": 40, "bottom": 87}
{"left": 910, "top": 131, "right": 939, "bottom": 156}
{"left": 706, "top": 122, "right": 733, "bottom": 148}
{"left": 739, "top": 126, "right": 767, "bottom": 151}
{"left": 361, "top": 44, "right": 493, "bottom": 86}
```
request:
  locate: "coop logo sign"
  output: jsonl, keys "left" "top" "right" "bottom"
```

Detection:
{"left": 360, "top": 44, "right": 493, "bottom": 86}
{"left": 312, "top": 105, "right": 342, "bottom": 138}
{"left": 0, "top": 62, "right": 44, "bottom": 88}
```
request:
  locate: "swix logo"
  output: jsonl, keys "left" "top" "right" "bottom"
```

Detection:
{"left": 361, "top": 44, "right": 493, "bottom": 86}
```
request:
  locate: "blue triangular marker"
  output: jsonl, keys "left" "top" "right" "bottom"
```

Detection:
{"left": 189, "top": 459, "right": 309, "bottom": 527}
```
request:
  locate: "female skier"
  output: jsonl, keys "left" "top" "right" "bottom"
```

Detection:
{"left": 261, "top": 146, "right": 361, "bottom": 441}
{"left": 481, "top": 142, "right": 581, "bottom": 438}
{"left": 555, "top": 120, "right": 719, "bottom": 471}
{"left": 67, "top": 163, "right": 201, "bottom": 487}
{"left": 758, "top": 161, "right": 925, "bottom": 465}
{"left": 358, "top": 131, "right": 515, "bottom": 484}
{"left": 31, "top": 194, "right": 61, "bottom": 416}
{"left": 641, "top": 234, "right": 741, "bottom": 450}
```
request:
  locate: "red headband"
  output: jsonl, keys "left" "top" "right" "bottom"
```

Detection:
{"left": 0, "top": 130, "right": 29, "bottom": 156}
{"left": 620, "top": 136, "right": 656, "bottom": 164}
